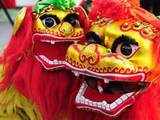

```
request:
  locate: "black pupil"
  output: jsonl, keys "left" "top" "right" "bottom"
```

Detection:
{"left": 121, "top": 44, "right": 132, "bottom": 56}
{"left": 63, "top": 14, "right": 80, "bottom": 27}
{"left": 44, "top": 17, "right": 55, "bottom": 27}
{"left": 69, "top": 18, "right": 78, "bottom": 26}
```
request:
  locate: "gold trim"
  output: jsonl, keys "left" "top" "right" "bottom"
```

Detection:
{"left": 13, "top": 7, "right": 27, "bottom": 35}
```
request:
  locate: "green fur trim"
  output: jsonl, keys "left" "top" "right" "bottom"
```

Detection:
{"left": 34, "top": 0, "right": 76, "bottom": 13}
{"left": 0, "top": 87, "right": 42, "bottom": 120}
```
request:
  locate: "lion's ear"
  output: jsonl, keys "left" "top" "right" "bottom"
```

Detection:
{"left": 13, "top": 7, "right": 27, "bottom": 35}
{"left": 80, "top": 0, "right": 93, "bottom": 13}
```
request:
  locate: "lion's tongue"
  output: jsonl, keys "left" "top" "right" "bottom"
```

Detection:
{"left": 84, "top": 86, "right": 122, "bottom": 104}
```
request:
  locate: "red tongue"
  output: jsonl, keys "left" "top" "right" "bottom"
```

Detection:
{"left": 84, "top": 86, "right": 122, "bottom": 104}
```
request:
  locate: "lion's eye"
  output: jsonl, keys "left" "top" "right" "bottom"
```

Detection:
{"left": 116, "top": 43, "right": 139, "bottom": 58}
{"left": 111, "top": 35, "right": 139, "bottom": 58}
{"left": 43, "top": 17, "right": 56, "bottom": 27}
{"left": 69, "top": 18, "right": 80, "bottom": 27}
{"left": 40, "top": 14, "right": 60, "bottom": 28}
{"left": 63, "top": 13, "right": 81, "bottom": 27}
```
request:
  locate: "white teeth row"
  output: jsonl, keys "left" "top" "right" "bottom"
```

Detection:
{"left": 76, "top": 82, "right": 134, "bottom": 111}
{"left": 77, "top": 82, "right": 88, "bottom": 96}
{"left": 72, "top": 71, "right": 80, "bottom": 77}
{"left": 40, "top": 39, "right": 78, "bottom": 44}
{"left": 51, "top": 41, "right": 55, "bottom": 45}
{"left": 39, "top": 55, "right": 65, "bottom": 65}
{"left": 72, "top": 71, "right": 110, "bottom": 84}
{"left": 40, "top": 40, "right": 55, "bottom": 44}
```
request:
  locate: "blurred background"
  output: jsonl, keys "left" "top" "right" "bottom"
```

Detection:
{"left": 0, "top": 0, "right": 160, "bottom": 51}
{"left": 0, "top": 0, "right": 37, "bottom": 51}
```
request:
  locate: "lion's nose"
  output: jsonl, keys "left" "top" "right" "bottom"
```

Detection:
{"left": 59, "top": 22, "right": 74, "bottom": 36}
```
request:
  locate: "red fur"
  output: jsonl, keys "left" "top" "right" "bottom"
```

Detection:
{"left": 1, "top": 7, "right": 33, "bottom": 90}
{"left": 88, "top": 0, "right": 157, "bottom": 22}
{"left": 1, "top": 7, "right": 75, "bottom": 120}
{"left": 1, "top": 1, "right": 160, "bottom": 120}
{"left": 11, "top": 56, "right": 75, "bottom": 120}
{"left": 67, "top": 0, "right": 160, "bottom": 120}
{"left": 88, "top": 0, "right": 133, "bottom": 21}
{"left": 120, "top": 84, "right": 160, "bottom": 120}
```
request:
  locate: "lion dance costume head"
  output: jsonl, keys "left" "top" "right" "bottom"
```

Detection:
{"left": 0, "top": 0, "right": 89, "bottom": 119}
{"left": 65, "top": 0, "right": 160, "bottom": 120}
{"left": 0, "top": 0, "right": 160, "bottom": 120}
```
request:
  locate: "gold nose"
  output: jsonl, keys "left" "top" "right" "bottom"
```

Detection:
{"left": 59, "top": 22, "right": 74, "bottom": 36}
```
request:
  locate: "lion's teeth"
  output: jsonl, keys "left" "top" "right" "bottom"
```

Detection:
{"left": 72, "top": 71, "right": 80, "bottom": 77}
{"left": 97, "top": 102, "right": 102, "bottom": 108}
{"left": 110, "top": 102, "right": 117, "bottom": 109}
{"left": 104, "top": 79, "right": 109, "bottom": 83}
{"left": 97, "top": 85, "right": 103, "bottom": 93}
{"left": 75, "top": 82, "right": 136, "bottom": 113}
{"left": 126, "top": 92, "right": 134, "bottom": 97}
{"left": 115, "top": 98, "right": 123, "bottom": 104}
{"left": 120, "top": 94, "right": 128, "bottom": 101}
{"left": 92, "top": 102, "right": 97, "bottom": 107}
{"left": 85, "top": 99, "right": 89, "bottom": 105}
{"left": 51, "top": 41, "right": 55, "bottom": 44}
{"left": 41, "top": 40, "right": 50, "bottom": 43}
{"left": 53, "top": 59, "right": 58, "bottom": 64}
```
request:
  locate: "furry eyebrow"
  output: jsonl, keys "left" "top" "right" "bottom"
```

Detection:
{"left": 86, "top": 31, "right": 102, "bottom": 44}
{"left": 63, "top": 13, "right": 79, "bottom": 21}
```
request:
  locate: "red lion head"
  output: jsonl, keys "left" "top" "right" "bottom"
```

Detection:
{"left": 0, "top": 1, "right": 89, "bottom": 119}
{"left": 65, "top": 0, "right": 160, "bottom": 120}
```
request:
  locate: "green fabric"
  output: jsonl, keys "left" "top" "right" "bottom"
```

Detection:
{"left": 34, "top": 0, "right": 76, "bottom": 13}
{"left": 0, "top": 87, "right": 42, "bottom": 120}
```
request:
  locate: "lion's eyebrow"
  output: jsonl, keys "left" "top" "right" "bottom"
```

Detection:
{"left": 63, "top": 13, "right": 79, "bottom": 21}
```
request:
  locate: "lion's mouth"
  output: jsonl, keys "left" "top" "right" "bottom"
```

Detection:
{"left": 65, "top": 43, "right": 151, "bottom": 116}
{"left": 72, "top": 70, "right": 149, "bottom": 117}
{"left": 33, "top": 33, "right": 84, "bottom": 70}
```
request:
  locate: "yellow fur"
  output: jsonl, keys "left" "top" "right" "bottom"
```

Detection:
{"left": 0, "top": 87, "right": 42, "bottom": 120}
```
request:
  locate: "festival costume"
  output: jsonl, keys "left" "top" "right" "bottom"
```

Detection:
{"left": 65, "top": 0, "right": 160, "bottom": 120}
{"left": 0, "top": 0, "right": 88, "bottom": 119}
{"left": 0, "top": 0, "right": 160, "bottom": 120}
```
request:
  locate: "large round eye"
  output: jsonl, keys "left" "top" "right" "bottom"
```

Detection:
{"left": 111, "top": 35, "right": 139, "bottom": 58}
{"left": 40, "top": 15, "right": 60, "bottom": 28}
{"left": 116, "top": 43, "right": 139, "bottom": 58}
{"left": 42, "top": 17, "right": 57, "bottom": 28}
